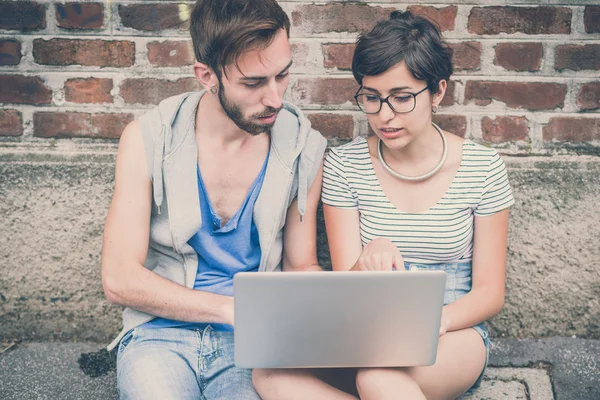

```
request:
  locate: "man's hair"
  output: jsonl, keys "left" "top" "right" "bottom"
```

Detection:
{"left": 190, "top": 0, "right": 290, "bottom": 78}
{"left": 352, "top": 11, "right": 453, "bottom": 93}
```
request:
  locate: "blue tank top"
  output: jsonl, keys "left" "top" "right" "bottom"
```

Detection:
{"left": 144, "top": 152, "right": 269, "bottom": 330}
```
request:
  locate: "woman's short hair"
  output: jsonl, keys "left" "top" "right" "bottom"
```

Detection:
{"left": 190, "top": 0, "right": 290, "bottom": 78}
{"left": 352, "top": 11, "right": 453, "bottom": 93}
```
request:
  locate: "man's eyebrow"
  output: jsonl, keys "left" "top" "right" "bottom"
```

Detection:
{"left": 240, "top": 60, "right": 293, "bottom": 81}
{"left": 361, "top": 85, "right": 412, "bottom": 94}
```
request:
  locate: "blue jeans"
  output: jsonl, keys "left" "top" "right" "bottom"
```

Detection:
{"left": 406, "top": 261, "right": 490, "bottom": 394}
{"left": 116, "top": 325, "right": 260, "bottom": 400}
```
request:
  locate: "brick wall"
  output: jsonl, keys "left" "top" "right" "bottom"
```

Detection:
{"left": 0, "top": 0, "right": 599, "bottom": 151}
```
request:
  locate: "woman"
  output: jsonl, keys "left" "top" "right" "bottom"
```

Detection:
{"left": 253, "top": 11, "right": 513, "bottom": 399}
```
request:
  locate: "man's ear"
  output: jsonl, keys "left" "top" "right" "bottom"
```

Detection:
{"left": 432, "top": 79, "right": 448, "bottom": 108}
{"left": 193, "top": 62, "right": 219, "bottom": 91}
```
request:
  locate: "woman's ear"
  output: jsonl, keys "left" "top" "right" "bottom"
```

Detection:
{"left": 193, "top": 62, "right": 218, "bottom": 92}
{"left": 432, "top": 79, "right": 448, "bottom": 108}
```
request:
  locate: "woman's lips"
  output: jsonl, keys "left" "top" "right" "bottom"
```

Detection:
{"left": 379, "top": 127, "right": 403, "bottom": 139}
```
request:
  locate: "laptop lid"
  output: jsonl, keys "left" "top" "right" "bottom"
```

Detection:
{"left": 234, "top": 270, "right": 446, "bottom": 368}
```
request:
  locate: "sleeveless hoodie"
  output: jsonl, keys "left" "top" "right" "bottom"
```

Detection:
{"left": 108, "top": 91, "right": 327, "bottom": 350}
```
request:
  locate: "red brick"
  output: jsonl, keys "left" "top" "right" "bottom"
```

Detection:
{"left": 464, "top": 81, "right": 566, "bottom": 110}
{"left": 555, "top": 45, "right": 600, "bottom": 72}
{"left": 584, "top": 6, "right": 600, "bottom": 34}
{"left": 64, "top": 78, "right": 113, "bottom": 104}
{"left": 322, "top": 43, "right": 354, "bottom": 70}
{"left": 0, "top": 1, "right": 45, "bottom": 31}
{"left": 432, "top": 115, "right": 466, "bottom": 138}
{"left": 307, "top": 114, "right": 354, "bottom": 139}
{"left": 0, "top": 75, "right": 52, "bottom": 105}
{"left": 291, "top": 78, "right": 357, "bottom": 106}
{"left": 291, "top": 42, "right": 310, "bottom": 69}
{"left": 449, "top": 42, "right": 481, "bottom": 71}
{"left": 543, "top": 118, "right": 600, "bottom": 142}
{"left": 0, "top": 110, "right": 23, "bottom": 137}
{"left": 577, "top": 83, "right": 600, "bottom": 111}
{"left": 292, "top": 4, "right": 393, "bottom": 34}
{"left": 119, "top": 4, "right": 189, "bottom": 31}
{"left": 407, "top": 6, "right": 457, "bottom": 32}
{"left": 147, "top": 41, "right": 194, "bottom": 67}
{"left": 494, "top": 43, "right": 543, "bottom": 72}
{"left": 120, "top": 78, "right": 201, "bottom": 105}
{"left": 33, "top": 112, "right": 133, "bottom": 139}
{"left": 482, "top": 116, "right": 529, "bottom": 143}
{"left": 33, "top": 39, "right": 135, "bottom": 67}
{"left": 439, "top": 81, "right": 455, "bottom": 107}
{"left": 0, "top": 39, "right": 22, "bottom": 66}
{"left": 56, "top": 2, "right": 103, "bottom": 30}
{"left": 468, "top": 7, "right": 571, "bottom": 35}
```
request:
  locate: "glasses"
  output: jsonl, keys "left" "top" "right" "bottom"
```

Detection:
{"left": 354, "top": 86, "right": 429, "bottom": 114}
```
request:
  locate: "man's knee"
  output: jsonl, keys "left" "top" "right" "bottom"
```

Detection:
{"left": 206, "top": 367, "right": 258, "bottom": 399}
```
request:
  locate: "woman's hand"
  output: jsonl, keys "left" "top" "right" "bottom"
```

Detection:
{"left": 439, "top": 308, "right": 450, "bottom": 336}
{"left": 351, "top": 238, "right": 404, "bottom": 271}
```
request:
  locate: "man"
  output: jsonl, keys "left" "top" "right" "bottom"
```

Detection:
{"left": 101, "top": 0, "right": 327, "bottom": 398}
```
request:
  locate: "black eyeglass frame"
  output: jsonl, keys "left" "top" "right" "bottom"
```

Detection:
{"left": 353, "top": 86, "right": 429, "bottom": 114}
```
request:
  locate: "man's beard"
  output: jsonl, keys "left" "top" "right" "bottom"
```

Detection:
{"left": 217, "top": 83, "right": 281, "bottom": 136}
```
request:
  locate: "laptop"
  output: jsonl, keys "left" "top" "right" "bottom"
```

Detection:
{"left": 234, "top": 270, "right": 446, "bottom": 369}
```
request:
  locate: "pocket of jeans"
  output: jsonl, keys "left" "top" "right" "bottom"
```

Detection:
{"left": 118, "top": 328, "right": 137, "bottom": 355}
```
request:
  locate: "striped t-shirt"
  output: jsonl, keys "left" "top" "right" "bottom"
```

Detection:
{"left": 322, "top": 137, "right": 514, "bottom": 264}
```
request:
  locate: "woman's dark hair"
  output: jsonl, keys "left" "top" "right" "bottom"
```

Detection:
{"left": 352, "top": 11, "right": 453, "bottom": 93}
{"left": 190, "top": 0, "right": 290, "bottom": 79}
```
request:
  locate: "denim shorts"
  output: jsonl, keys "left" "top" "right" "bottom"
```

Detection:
{"left": 405, "top": 261, "right": 490, "bottom": 394}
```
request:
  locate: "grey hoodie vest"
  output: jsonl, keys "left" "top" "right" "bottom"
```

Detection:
{"left": 108, "top": 91, "right": 327, "bottom": 350}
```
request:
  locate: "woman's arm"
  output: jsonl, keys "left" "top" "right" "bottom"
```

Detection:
{"left": 440, "top": 208, "right": 509, "bottom": 334}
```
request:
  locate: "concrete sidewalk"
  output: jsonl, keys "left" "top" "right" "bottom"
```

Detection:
{"left": 0, "top": 338, "right": 598, "bottom": 400}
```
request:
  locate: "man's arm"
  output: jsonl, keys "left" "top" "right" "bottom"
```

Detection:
{"left": 101, "top": 121, "right": 234, "bottom": 325}
{"left": 281, "top": 162, "right": 324, "bottom": 271}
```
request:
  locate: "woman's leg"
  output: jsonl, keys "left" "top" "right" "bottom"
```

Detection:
{"left": 356, "top": 368, "right": 427, "bottom": 400}
{"left": 252, "top": 368, "right": 358, "bottom": 400}
{"left": 408, "top": 328, "right": 486, "bottom": 399}
{"left": 356, "top": 328, "right": 486, "bottom": 400}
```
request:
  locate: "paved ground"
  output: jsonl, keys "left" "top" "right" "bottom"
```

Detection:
{"left": 0, "top": 337, "right": 598, "bottom": 399}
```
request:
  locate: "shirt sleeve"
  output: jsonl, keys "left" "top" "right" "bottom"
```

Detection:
{"left": 321, "top": 148, "right": 358, "bottom": 209}
{"left": 475, "top": 151, "right": 515, "bottom": 216}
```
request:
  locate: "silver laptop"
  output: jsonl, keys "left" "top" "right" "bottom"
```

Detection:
{"left": 234, "top": 270, "right": 446, "bottom": 369}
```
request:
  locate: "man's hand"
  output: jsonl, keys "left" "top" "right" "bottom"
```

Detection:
{"left": 352, "top": 238, "right": 404, "bottom": 271}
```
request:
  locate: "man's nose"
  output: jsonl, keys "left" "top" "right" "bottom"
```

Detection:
{"left": 262, "top": 80, "right": 283, "bottom": 109}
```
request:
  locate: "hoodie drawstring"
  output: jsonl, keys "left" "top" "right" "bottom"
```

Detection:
{"left": 297, "top": 152, "right": 309, "bottom": 222}
{"left": 153, "top": 125, "right": 166, "bottom": 214}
